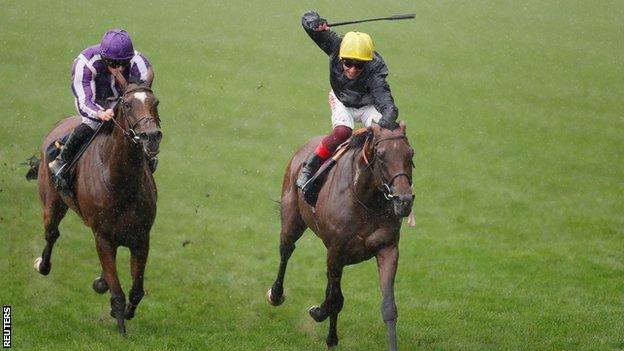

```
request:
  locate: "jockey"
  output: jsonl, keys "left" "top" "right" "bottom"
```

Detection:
{"left": 297, "top": 11, "right": 400, "bottom": 189}
{"left": 49, "top": 29, "right": 155, "bottom": 181}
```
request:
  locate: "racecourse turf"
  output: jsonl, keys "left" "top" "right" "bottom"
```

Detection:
{"left": 0, "top": 1, "right": 622, "bottom": 350}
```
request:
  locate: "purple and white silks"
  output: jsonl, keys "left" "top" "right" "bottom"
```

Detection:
{"left": 71, "top": 44, "right": 151, "bottom": 127}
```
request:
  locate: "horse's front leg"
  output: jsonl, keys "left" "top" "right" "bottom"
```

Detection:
{"left": 125, "top": 243, "right": 149, "bottom": 320}
{"left": 95, "top": 235, "right": 127, "bottom": 336}
{"left": 309, "top": 252, "right": 344, "bottom": 347}
{"left": 376, "top": 245, "right": 399, "bottom": 351}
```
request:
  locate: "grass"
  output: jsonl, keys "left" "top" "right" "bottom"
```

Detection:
{"left": 0, "top": 0, "right": 622, "bottom": 350}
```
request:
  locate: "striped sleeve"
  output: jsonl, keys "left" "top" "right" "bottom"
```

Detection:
{"left": 129, "top": 51, "right": 151, "bottom": 81}
{"left": 71, "top": 55, "right": 102, "bottom": 119}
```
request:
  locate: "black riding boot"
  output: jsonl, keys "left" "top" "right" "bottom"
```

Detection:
{"left": 48, "top": 123, "right": 96, "bottom": 183}
{"left": 296, "top": 153, "right": 324, "bottom": 189}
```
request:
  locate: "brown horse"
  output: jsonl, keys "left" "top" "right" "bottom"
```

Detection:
{"left": 267, "top": 122, "right": 414, "bottom": 350}
{"left": 33, "top": 81, "right": 161, "bottom": 336}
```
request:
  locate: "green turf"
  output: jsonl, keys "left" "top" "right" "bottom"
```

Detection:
{"left": 1, "top": 0, "right": 622, "bottom": 350}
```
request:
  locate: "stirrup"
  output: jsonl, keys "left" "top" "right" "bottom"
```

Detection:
{"left": 296, "top": 170, "right": 312, "bottom": 189}
{"left": 48, "top": 159, "right": 66, "bottom": 177}
{"left": 48, "top": 160, "right": 69, "bottom": 190}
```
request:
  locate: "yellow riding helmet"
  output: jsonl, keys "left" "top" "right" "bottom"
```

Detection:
{"left": 339, "top": 32, "right": 374, "bottom": 62}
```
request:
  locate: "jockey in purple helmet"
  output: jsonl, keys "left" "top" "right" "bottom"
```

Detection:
{"left": 49, "top": 29, "right": 155, "bottom": 181}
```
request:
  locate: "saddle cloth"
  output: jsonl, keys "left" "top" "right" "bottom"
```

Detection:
{"left": 45, "top": 133, "right": 70, "bottom": 162}
{"left": 302, "top": 128, "right": 368, "bottom": 206}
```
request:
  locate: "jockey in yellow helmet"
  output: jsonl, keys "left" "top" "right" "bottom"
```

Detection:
{"left": 296, "top": 11, "right": 400, "bottom": 189}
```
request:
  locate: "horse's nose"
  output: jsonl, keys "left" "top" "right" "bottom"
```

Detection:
{"left": 139, "top": 131, "right": 162, "bottom": 143}
{"left": 393, "top": 194, "right": 414, "bottom": 217}
{"left": 140, "top": 130, "right": 162, "bottom": 158}
{"left": 398, "top": 194, "right": 414, "bottom": 208}
{"left": 149, "top": 130, "right": 162, "bottom": 144}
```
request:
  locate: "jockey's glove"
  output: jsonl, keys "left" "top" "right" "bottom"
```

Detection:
{"left": 378, "top": 118, "right": 400, "bottom": 131}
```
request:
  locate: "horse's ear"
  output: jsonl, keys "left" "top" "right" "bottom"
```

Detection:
{"left": 399, "top": 120, "right": 407, "bottom": 133}
{"left": 112, "top": 71, "right": 128, "bottom": 90}
{"left": 127, "top": 76, "right": 144, "bottom": 86}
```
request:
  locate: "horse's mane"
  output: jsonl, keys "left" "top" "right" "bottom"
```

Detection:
{"left": 123, "top": 77, "right": 151, "bottom": 94}
{"left": 127, "top": 76, "right": 145, "bottom": 86}
{"left": 100, "top": 120, "right": 115, "bottom": 135}
{"left": 350, "top": 129, "right": 372, "bottom": 149}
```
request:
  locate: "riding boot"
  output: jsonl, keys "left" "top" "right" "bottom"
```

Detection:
{"left": 296, "top": 153, "right": 324, "bottom": 189}
{"left": 48, "top": 123, "right": 96, "bottom": 182}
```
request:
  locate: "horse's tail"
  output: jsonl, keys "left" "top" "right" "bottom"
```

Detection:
{"left": 24, "top": 154, "right": 40, "bottom": 180}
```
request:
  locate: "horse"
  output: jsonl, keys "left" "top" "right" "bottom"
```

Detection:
{"left": 267, "top": 121, "right": 414, "bottom": 350}
{"left": 32, "top": 81, "right": 162, "bottom": 336}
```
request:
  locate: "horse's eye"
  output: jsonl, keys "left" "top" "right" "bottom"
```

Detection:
{"left": 123, "top": 101, "right": 132, "bottom": 110}
{"left": 153, "top": 100, "right": 160, "bottom": 107}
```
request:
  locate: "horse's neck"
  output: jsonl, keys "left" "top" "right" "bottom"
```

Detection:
{"left": 103, "top": 123, "right": 144, "bottom": 187}
{"left": 351, "top": 150, "right": 386, "bottom": 208}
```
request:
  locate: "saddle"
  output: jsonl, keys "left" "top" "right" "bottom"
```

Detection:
{"left": 302, "top": 128, "right": 368, "bottom": 206}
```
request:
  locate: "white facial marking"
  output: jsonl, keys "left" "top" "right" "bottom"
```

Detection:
{"left": 134, "top": 92, "right": 147, "bottom": 103}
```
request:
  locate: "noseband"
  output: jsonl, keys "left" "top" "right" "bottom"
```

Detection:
{"left": 364, "top": 135, "right": 413, "bottom": 201}
{"left": 111, "top": 86, "right": 160, "bottom": 144}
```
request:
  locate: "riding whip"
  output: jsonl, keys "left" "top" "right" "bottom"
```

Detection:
{"left": 328, "top": 14, "right": 415, "bottom": 27}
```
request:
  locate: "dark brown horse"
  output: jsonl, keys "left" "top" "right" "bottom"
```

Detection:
{"left": 33, "top": 81, "right": 161, "bottom": 336}
{"left": 267, "top": 122, "right": 414, "bottom": 350}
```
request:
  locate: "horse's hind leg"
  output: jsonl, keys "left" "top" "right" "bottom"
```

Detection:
{"left": 267, "top": 194, "right": 307, "bottom": 306}
{"left": 125, "top": 243, "right": 149, "bottom": 320}
{"left": 34, "top": 190, "right": 68, "bottom": 275}
{"left": 94, "top": 235, "right": 127, "bottom": 336}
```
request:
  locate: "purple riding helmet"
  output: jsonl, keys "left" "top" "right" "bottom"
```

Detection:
{"left": 100, "top": 29, "right": 134, "bottom": 60}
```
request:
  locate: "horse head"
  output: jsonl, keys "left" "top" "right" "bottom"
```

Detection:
{"left": 367, "top": 121, "right": 414, "bottom": 217}
{"left": 116, "top": 81, "right": 162, "bottom": 159}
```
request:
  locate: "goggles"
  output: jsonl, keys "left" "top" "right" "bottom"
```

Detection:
{"left": 342, "top": 59, "right": 366, "bottom": 70}
{"left": 104, "top": 58, "right": 130, "bottom": 68}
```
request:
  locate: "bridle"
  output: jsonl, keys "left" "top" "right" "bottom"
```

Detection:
{"left": 350, "top": 131, "right": 414, "bottom": 215}
{"left": 363, "top": 134, "right": 413, "bottom": 200}
{"left": 110, "top": 86, "right": 160, "bottom": 144}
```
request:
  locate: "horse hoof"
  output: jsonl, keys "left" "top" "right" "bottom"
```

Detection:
{"left": 92, "top": 277, "right": 109, "bottom": 294}
{"left": 33, "top": 257, "right": 50, "bottom": 275}
{"left": 124, "top": 311, "right": 135, "bottom": 320}
{"left": 33, "top": 257, "right": 42, "bottom": 271}
{"left": 117, "top": 322, "right": 127, "bottom": 337}
{"left": 266, "top": 289, "right": 285, "bottom": 306}
{"left": 116, "top": 312, "right": 128, "bottom": 336}
{"left": 124, "top": 303, "right": 136, "bottom": 320}
{"left": 308, "top": 305, "right": 328, "bottom": 323}
{"left": 326, "top": 335, "right": 339, "bottom": 347}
